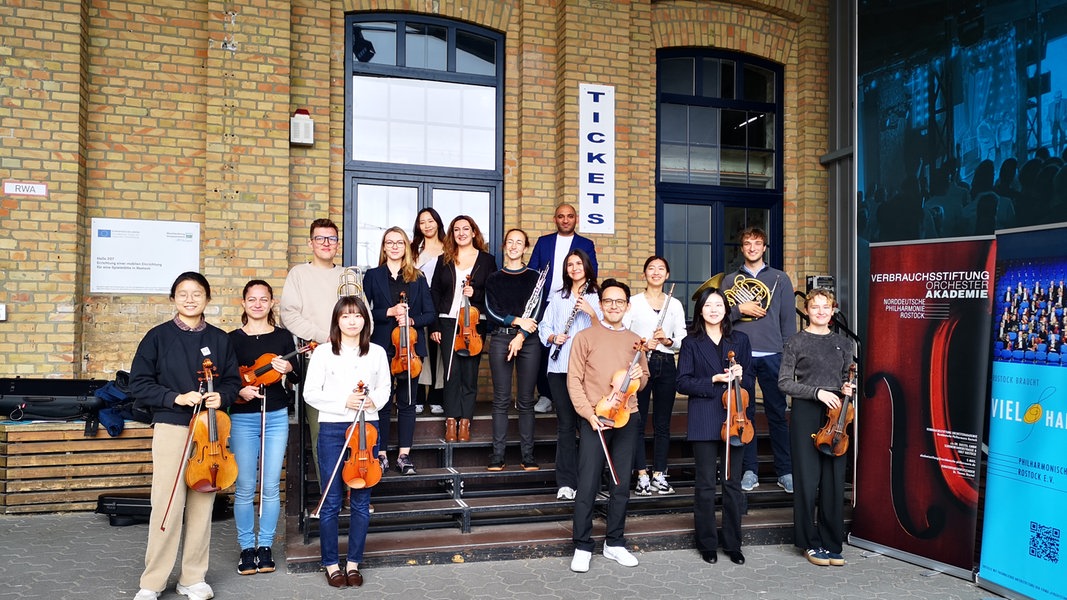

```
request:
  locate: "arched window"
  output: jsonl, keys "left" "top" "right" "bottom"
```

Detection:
{"left": 344, "top": 15, "right": 504, "bottom": 267}
{"left": 656, "top": 49, "right": 784, "bottom": 315}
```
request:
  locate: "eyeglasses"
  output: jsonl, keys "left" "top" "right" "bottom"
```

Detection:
{"left": 382, "top": 240, "right": 406, "bottom": 247}
{"left": 312, "top": 236, "right": 339, "bottom": 246}
{"left": 175, "top": 291, "right": 206, "bottom": 301}
{"left": 601, "top": 298, "right": 628, "bottom": 307}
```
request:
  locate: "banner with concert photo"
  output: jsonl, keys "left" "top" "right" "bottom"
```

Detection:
{"left": 850, "top": 238, "right": 994, "bottom": 577}
{"left": 977, "top": 225, "right": 1067, "bottom": 600}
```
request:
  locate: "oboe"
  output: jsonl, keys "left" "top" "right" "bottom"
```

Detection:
{"left": 550, "top": 281, "right": 589, "bottom": 361}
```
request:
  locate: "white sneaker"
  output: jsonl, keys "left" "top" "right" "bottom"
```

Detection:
{"left": 570, "top": 549, "right": 592, "bottom": 573}
{"left": 651, "top": 471, "right": 675, "bottom": 495}
{"left": 415, "top": 404, "right": 424, "bottom": 414}
{"left": 556, "top": 486, "right": 576, "bottom": 500}
{"left": 430, "top": 404, "right": 445, "bottom": 415}
{"left": 134, "top": 590, "right": 159, "bottom": 600}
{"left": 534, "top": 396, "right": 553, "bottom": 413}
{"left": 634, "top": 474, "right": 652, "bottom": 496}
{"left": 176, "top": 582, "right": 214, "bottom": 600}
{"left": 603, "top": 545, "right": 639, "bottom": 567}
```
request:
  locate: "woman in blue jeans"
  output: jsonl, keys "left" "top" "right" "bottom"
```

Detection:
{"left": 303, "top": 295, "right": 391, "bottom": 587}
{"left": 228, "top": 280, "right": 298, "bottom": 576}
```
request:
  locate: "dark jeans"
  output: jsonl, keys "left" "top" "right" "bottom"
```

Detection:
{"left": 632, "top": 351, "right": 677, "bottom": 473}
{"left": 378, "top": 371, "right": 417, "bottom": 452}
{"left": 742, "top": 353, "right": 793, "bottom": 477}
{"left": 693, "top": 439, "right": 744, "bottom": 553}
{"left": 547, "top": 372, "right": 579, "bottom": 489}
{"left": 438, "top": 318, "right": 484, "bottom": 420}
{"left": 488, "top": 332, "right": 541, "bottom": 457}
{"left": 316, "top": 422, "right": 374, "bottom": 566}
{"left": 573, "top": 418, "right": 638, "bottom": 552}
{"left": 416, "top": 334, "right": 445, "bottom": 409}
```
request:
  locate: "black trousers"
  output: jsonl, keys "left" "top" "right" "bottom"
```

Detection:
{"left": 488, "top": 333, "right": 541, "bottom": 457}
{"left": 547, "top": 372, "right": 580, "bottom": 489}
{"left": 438, "top": 318, "right": 484, "bottom": 420}
{"left": 378, "top": 371, "right": 417, "bottom": 452}
{"left": 573, "top": 417, "right": 638, "bottom": 552}
{"left": 790, "top": 422, "right": 846, "bottom": 552}
{"left": 692, "top": 439, "right": 744, "bottom": 553}
{"left": 632, "top": 351, "right": 677, "bottom": 473}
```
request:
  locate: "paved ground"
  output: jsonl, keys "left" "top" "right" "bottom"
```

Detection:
{"left": 0, "top": 512, "right": 1000, "bottom": 600}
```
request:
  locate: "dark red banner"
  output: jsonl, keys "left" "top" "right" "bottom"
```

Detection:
{"left": 851, "top": 238, "right": 994, "bottom": 573}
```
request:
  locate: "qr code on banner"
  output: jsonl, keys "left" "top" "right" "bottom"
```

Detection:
{"left": 1030, "top": 521, "right": 1060, "bottom": 564}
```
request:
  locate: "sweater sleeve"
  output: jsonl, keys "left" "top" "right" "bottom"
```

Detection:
{"left": 566, "top": 331, "right": 595, "bottom": 421}
{"left": 129, "top": 327, "right": 179, "bottom": 410}
{"left": 777, "top": 335, "right": 821, "bottom": 401}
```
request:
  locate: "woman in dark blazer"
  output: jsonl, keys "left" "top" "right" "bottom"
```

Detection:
{"left": 429, "top": 215, "right": 497, "bottom": 442}
{"left": 363, "top": 226, "right": 436, "bottom": 475}
{"left": 676, "top": 287, "right": 754, "bottom": 566}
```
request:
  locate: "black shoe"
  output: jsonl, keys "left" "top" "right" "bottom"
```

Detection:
{"left": 487, "top": 455, "right": 505, "bottom": 471}
{"left": 237, "top": 547, "right": 258, "bottom": 575}
{"left": 727, "top": 549, "right": 745, "bottom": 565}
{"left": 700, "top": 550, "right": 718, "bottom": 564}
{"left": 520, "top": 455, "right": 540, "bottom": 471}
{"left": 256, "top": 546, "right": 275, "bottom": 573}
{"left": 396, "top": 453, "right": 416, "bottom": 475}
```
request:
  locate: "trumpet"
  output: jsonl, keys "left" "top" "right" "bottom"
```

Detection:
{"left": 338, "top": 266, "right": 366, "bottom": 303}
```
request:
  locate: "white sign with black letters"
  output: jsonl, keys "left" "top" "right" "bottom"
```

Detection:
{"left": 578, "top": 83, "right": 615, "bottom": 235}
{"left": 90, "top": 218, "right": 200, "bottom": 294}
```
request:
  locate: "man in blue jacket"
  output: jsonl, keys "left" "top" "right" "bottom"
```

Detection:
{"left": 528, "top": 203, "right": 598, "bottom": 413}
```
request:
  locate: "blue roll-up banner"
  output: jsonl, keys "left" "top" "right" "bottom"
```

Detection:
{"left": 978, "top": 224, "right": 1067, "bottom": 600}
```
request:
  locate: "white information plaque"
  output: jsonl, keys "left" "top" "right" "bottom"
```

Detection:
{"left": 90, "top": 218, "right": 200, "bottom": 294}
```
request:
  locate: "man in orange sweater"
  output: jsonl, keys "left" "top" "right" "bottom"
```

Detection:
{"left": 566, "top": 278, "right": 650, "bottom": 573}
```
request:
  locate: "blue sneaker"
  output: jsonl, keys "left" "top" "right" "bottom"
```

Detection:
{"left": 740, "top": 470, "right": 759, "bottom": 491}
{"left": 805, "top": 548, "right": 830, "bottom": 566}
{"left": 826, "top": 550, "right": 845, "bottom": 566}
{"left": 777, "top": 473, "right": 794, "bottom": 493}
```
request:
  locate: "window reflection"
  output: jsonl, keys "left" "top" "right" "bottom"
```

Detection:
{"left": 405, "top": 23, "right": 448, "bottom": 71}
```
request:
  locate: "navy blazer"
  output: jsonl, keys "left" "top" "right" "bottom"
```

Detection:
{"left": 528, "top": 233, "right": 598, "bottom": 299}
{"left": 676, "top": 330, "right": 754, "bottom": 442}
{"left": 362, "top": 265, "right": 435, "bottom": 358}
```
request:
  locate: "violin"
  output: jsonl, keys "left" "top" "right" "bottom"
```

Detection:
{"left": 720, "top": 350, "right": 754, "bottom": 447}
{"left": 454, "top": 274, "right": 483, "bottom": 357}
{"left": 595, "top": 341, "right": 644, "bottom": 429}
{"left": 185, "top": 358, "right": 238, "bottom": 493}
{"left": 342, "top": 381, "right": 382, "bottom": 489}
{"left": 390, "top": 291, "right": 423, "bottom": 378}
{"left": 237, "top": 341, "right": 317, "bottom": 395}
{"left": 812, "top": 364, "right": 856, "bottom": 456}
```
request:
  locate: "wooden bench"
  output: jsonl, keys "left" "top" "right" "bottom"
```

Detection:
{"left": 0, "top": 421, "right": 153, "bottom": 514}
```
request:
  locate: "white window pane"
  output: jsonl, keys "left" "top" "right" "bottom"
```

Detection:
{"left": 355, "top": 184, "right": 419, "bottom": 269}
{"left": 353, "top": 117, "right": 388, "bottom": 158}
{"left": 351, "top": 75, "right": 496, "bottom": 169}
{"left": 433, "top": 189, "right": 491, "bottom": 235}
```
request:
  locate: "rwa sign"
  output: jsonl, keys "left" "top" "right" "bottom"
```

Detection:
{"left": 3, "top": 181, "right": 48, "bottom": 197}
{"left": 578, "top": 83, "right": 615, "bottom": 235}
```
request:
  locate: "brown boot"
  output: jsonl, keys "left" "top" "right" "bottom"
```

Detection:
{"left": 445, "top": 418, "right": 457, "bottom": 442}
{"left": 458, "top": 418, "right": 471, "bottom": 442}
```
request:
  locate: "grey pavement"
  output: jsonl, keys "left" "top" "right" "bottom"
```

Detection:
{"left": 0, "top": 513, "right": 999, "bottom": 599}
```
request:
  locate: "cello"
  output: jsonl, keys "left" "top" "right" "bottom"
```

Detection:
{"left": 185, "top": 358, "right": 238, "bottom": 493}
{"left": 812, "top": 363, "right": 856, "bottom": 456}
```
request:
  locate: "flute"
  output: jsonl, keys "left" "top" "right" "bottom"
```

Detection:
{"left": 550, "top": 281, "right": 590, "bottom": 361}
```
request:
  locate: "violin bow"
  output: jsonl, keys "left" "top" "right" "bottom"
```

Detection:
{"left": 724, "top": 366, "right": 734, "bottom": 482}
{"left": 161, "top": 371, "right": 207, "bottom": 531}
{"left": 258, "top": 383, "right": 266, "bottom": 519}
{"left": 595, "top": 422, "right": 620, "bottom": 486}
{"left": 849, "top": 363, "right": 859, "bottom": 507}
{"left": 310, "top": 393, "right": 368, "bottom": 520}
{"left": 400, "top": 294, "right": 414, "bottom": 410}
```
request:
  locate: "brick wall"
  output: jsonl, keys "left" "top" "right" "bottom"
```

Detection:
{"left": 0, "top": 0, "right": 830, "bottom": 378}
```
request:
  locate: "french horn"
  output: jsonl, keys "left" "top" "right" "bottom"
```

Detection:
{"left": 724, "top": 274, "right": 773, "bottom": 316}
{"left": 337, "top": 266, "right": 366, "bottom": 303}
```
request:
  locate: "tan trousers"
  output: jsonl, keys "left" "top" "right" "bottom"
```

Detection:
{"left": 139, "top": 423, "right": 216, "bottom": 592}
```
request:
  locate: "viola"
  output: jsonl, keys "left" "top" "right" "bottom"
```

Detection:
{"left": 185, "top": 358, "right": 238, "bottom": 493}
{"left": 812, "top": 363, "right": 856, "bottom": 456}
{"left": 454, "top": 275, "right": 483, "bottom": 357}
{"left": 720, "top": 350, "right": 754, "bottom": 447}
{"left": 342, "top": 381, "right": 382, "bottom": 489}
{"left": 390, "top": 291, "right": 423, "bottom": 378}
{"left": 595, "top": 341, "right": 644, "bottom": 429}
{"left": 237, "top": 341, "right": 317, "bottom": 396}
